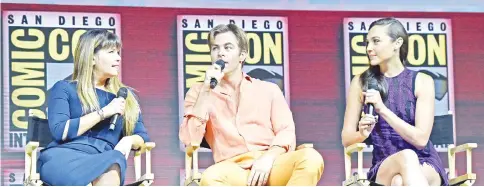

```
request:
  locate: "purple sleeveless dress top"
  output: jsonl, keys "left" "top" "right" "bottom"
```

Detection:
{"left": 365, "top": 68, "right": 449, "bottom": 185}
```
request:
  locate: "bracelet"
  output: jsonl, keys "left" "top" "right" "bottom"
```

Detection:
{"left": 97, "top": 109, "right": 105, "bottom": 120}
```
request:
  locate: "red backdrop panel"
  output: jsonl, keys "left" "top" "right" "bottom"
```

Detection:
{"left": 2, "top": 3, "right": 483, "bottom": 185}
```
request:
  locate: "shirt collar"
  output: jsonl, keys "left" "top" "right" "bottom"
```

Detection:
{"left": 212, "top": 72, "right": 253, "bottom": 95}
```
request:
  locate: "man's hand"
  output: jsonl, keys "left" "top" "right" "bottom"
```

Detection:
{"left": 247, "top": 154, "right": 276, "bottom": 186}
{"left": 247, "top": 146, "right": 286, "bottom": 186}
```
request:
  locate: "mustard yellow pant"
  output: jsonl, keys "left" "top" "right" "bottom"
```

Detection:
{"left": 200, "top": 148, "right": 324, "bottom": 186}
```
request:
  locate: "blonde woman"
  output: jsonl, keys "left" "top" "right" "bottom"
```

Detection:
{"left": 37, "top": 29, "right": 150, "bottom": 186}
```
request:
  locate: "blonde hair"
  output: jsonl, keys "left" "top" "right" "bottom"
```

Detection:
{"left": 72, "top": 29, "right": 139, "bottom": 136}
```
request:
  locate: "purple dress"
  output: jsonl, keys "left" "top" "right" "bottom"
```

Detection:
{"left": 365, "top": 68, "right": 449, "bottom": 185}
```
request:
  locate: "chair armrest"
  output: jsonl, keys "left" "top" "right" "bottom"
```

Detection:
{"left": 344, "top": 143, "right": 366, "bottom": 181}
{"left": 449, "top": 143, "right": 477, "bottom": 154}
{"left": 448, "top": 143, "right": 477, "bottom": 186}
{"left": 24, "top": 141, "right": 42, "bottom": 186}
{"left": 345, "top": 143, "right": 366, "bottom": 155}
{"left": 26, "top": 142, "right": 39, "bottom": 154}
{"left": 184, "top": 145, "right": 201, "bottom": 186}
{"left": 133, "top": 142, "right": 156, "bottom": 185}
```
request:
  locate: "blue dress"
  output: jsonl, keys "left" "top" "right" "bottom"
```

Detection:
{"left": 365, "top": 68, "right": 449, "bottom": 185}
{"left": 37, "top": 80, "right": 150, "bottom": 186}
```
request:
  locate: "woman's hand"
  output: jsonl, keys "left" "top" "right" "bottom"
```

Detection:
{"left": 102, "top": 98, "right": 126, "bottom": 118}
{"left": 363, "top": 89, "right": 387, "bottom": 113}
{"left": 115, "top": 136, "right": 133, "bottom": 160}
{"left": 358, "top": 113, "right": 377, "bottom": 138}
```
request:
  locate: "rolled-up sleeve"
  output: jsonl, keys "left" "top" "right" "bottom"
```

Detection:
{"left": 269, "top": 84, "right": 296, "bottom": 152}
{"left": 48, "top": 81, "right": 81, "bottom": 142}
{"left": 179, "top": 84, "right": 207, "bottom": 146}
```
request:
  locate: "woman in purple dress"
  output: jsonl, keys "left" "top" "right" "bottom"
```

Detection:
{"left": 341, "top": 17, "right": 449, "bottom": 186}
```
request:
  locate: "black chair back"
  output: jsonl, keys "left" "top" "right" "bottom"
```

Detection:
{"left": 27, "top": 115, "right": 53, "bottom": 147}
{"left": 429, "top": 114, "right": 454, "bottom": 146}
{"left": 200, "top": 138, "right": 210, "bottom": 149}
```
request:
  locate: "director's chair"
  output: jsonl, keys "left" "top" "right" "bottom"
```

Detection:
{"left": 24, "top": 109, "right": 156, "bottom": 186}
{"left": 343, "top": 114, "right": 477, "bottom": 186}
{"left": 183, "top": 138, "right": 315, "bottom": 186}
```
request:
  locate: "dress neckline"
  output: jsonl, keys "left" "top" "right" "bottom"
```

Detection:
{"left": 384, "top": 68, "right": 407, "bottom": 79}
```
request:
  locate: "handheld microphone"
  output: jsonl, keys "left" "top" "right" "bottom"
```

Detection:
{"left": 367, "top": 79, "right": 378, "bottom": 116}
{"left": 210, "top": 60, "right": 226, "bottom": 89}
{"left": 109, "top": 87, "right": 128, "bottom": 130}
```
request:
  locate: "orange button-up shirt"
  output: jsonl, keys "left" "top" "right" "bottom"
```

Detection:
{"left": 179, "top": 74, "right": 296, "bottom": 163}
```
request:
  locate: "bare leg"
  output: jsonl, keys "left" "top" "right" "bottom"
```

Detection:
{"left": 92, "top": 164, "right": 121, "bottom": 186}
{"left": 391, "top": 174, "right": 403, "bottom": 186}
{"left": 375, "top": 149, "right": 429, "bottom": 186}
{"left": 421, "top": 163, "right": 442, "bottom": 186}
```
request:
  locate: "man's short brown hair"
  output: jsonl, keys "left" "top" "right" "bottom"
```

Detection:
{"left": 208, "top": 23, "right": 248, "bottom": 54}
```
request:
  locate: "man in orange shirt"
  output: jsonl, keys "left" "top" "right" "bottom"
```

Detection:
{"left": 179, "top": 23, "right": 324, "bottom": 186}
